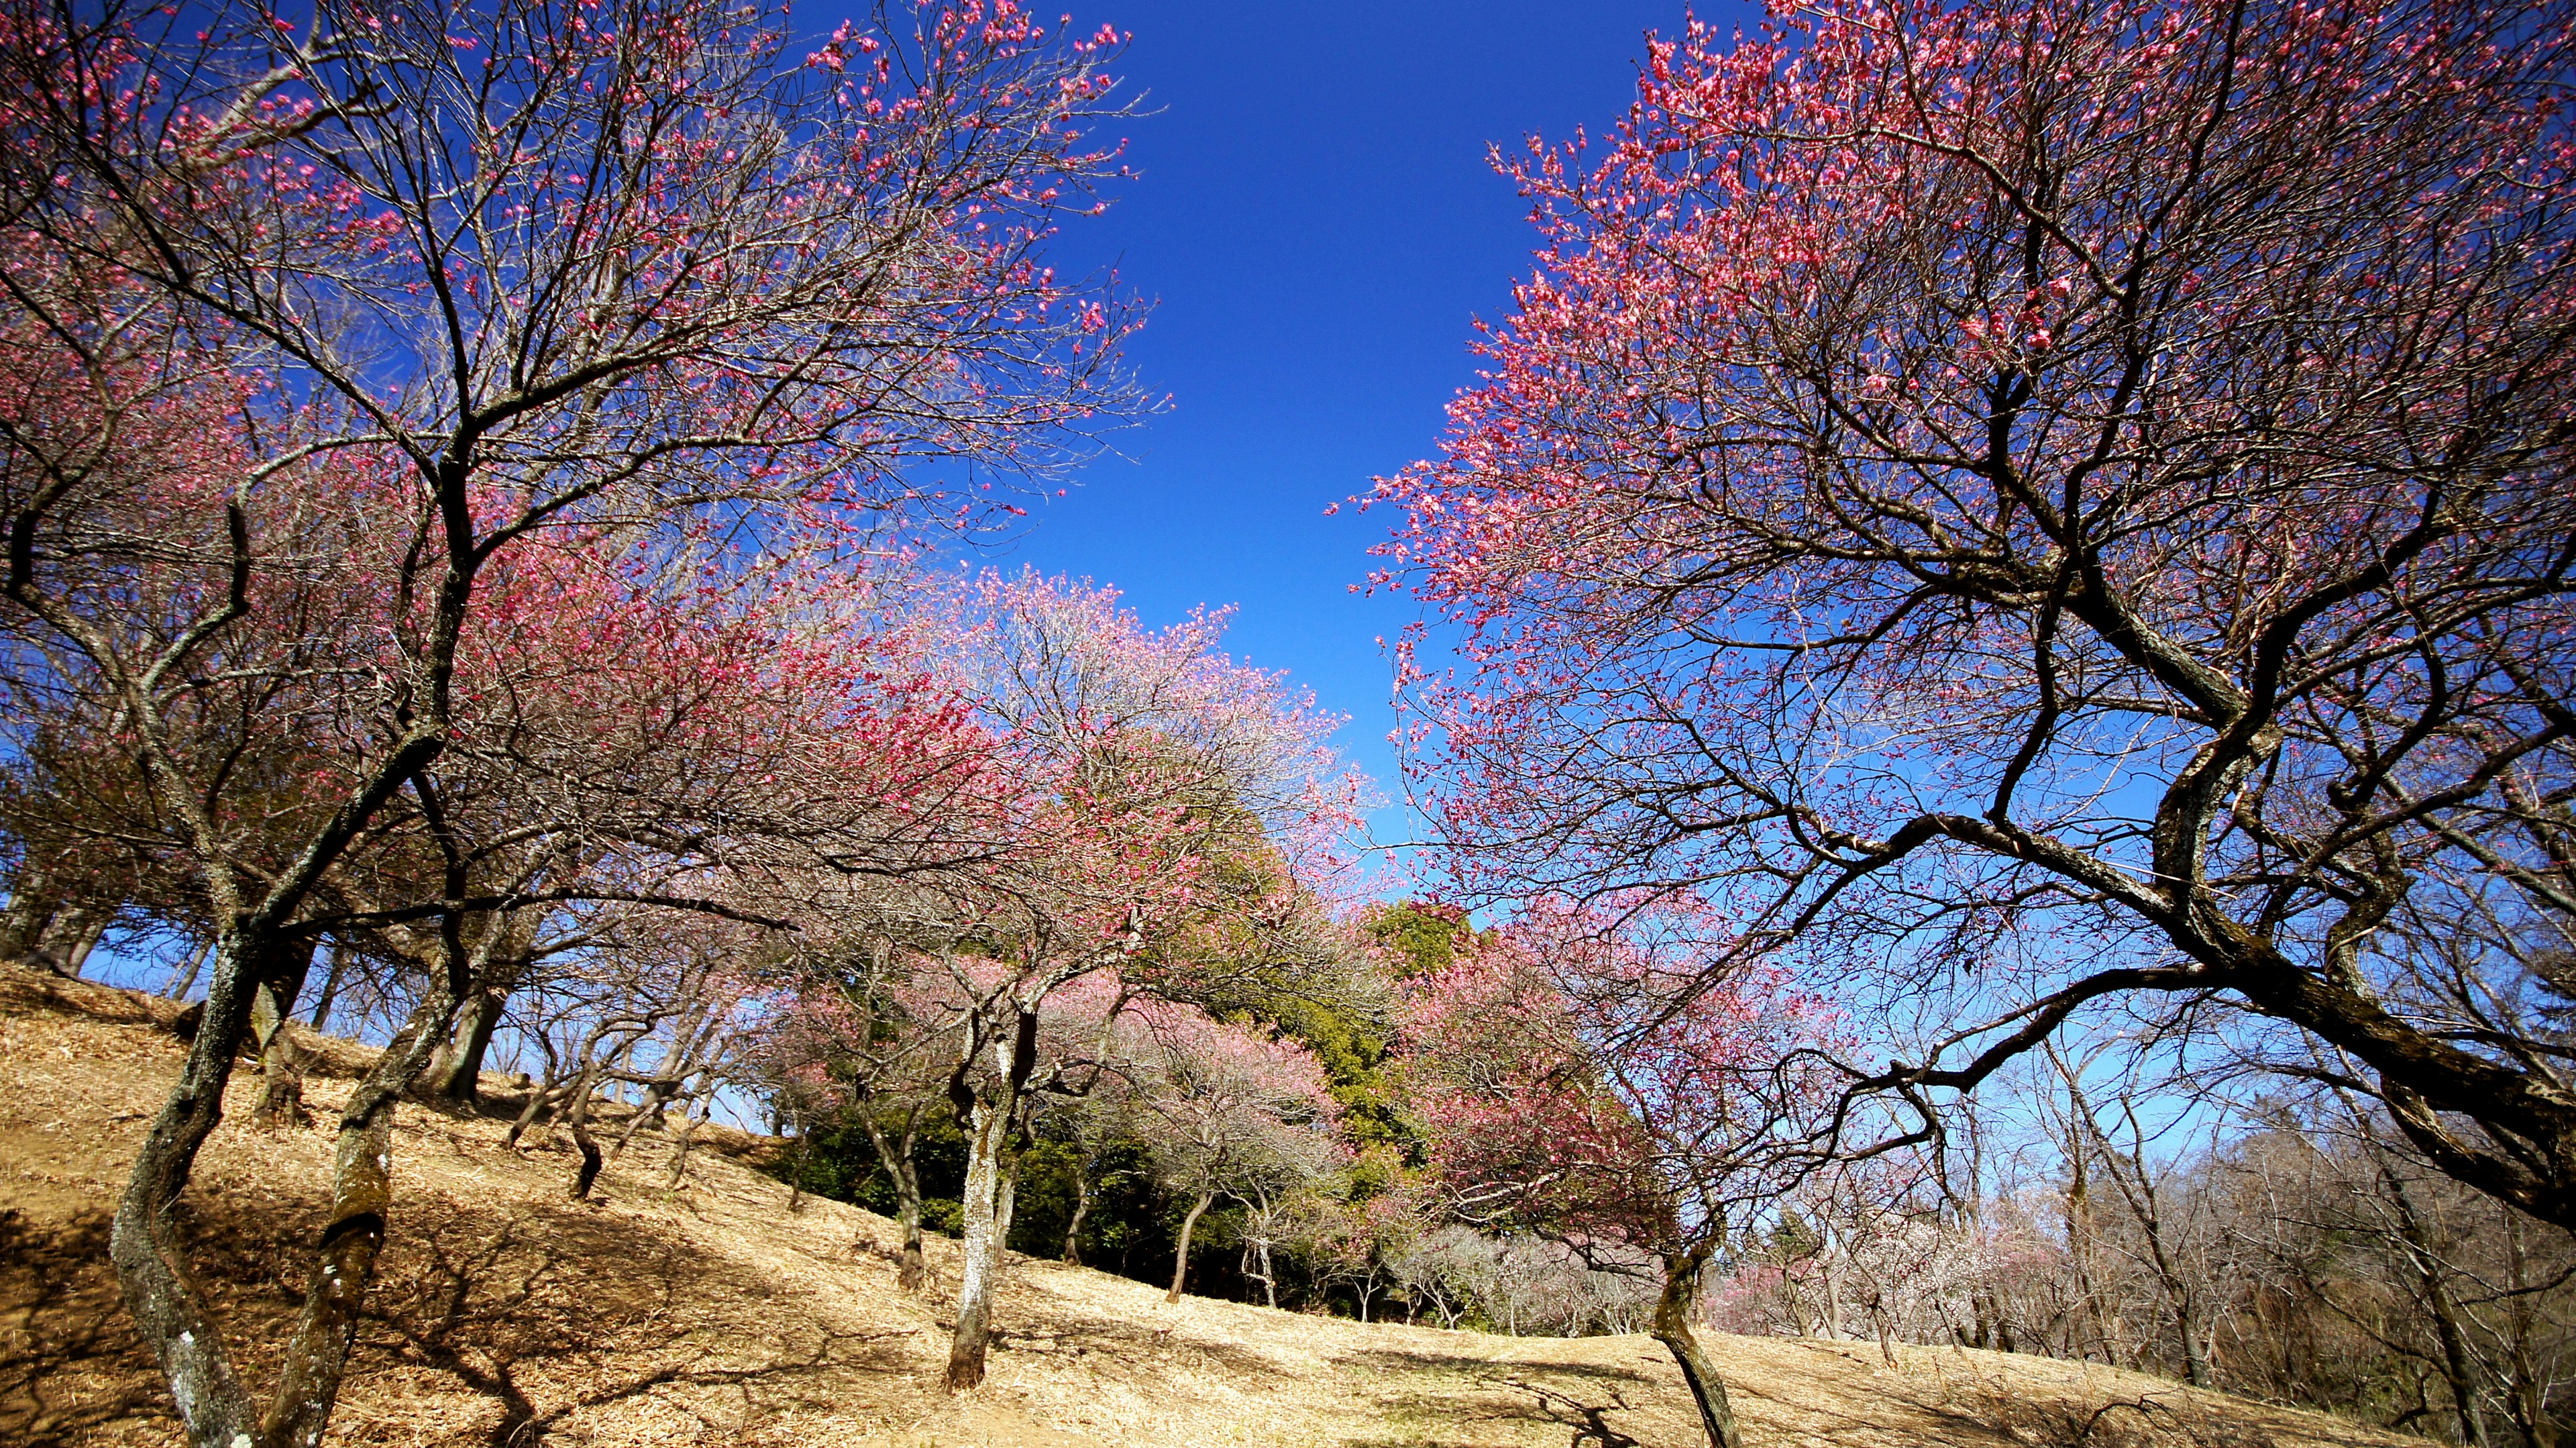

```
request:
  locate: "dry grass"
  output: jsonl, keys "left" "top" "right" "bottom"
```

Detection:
{"left": 0, "top": 972, "right": 2415, "bottom": 1448}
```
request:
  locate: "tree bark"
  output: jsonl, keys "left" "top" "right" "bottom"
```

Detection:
{"left": 0, "top": 866, "right": 58, "bottom": 960}
{"left": 258, "top": 990, "right": 453, "bottom": 1448}
{"left": 1252, "top": 1235, "right": 1277, "bottom": 1308}
{"left": 567, "top": 1116, "right": 604, "bottom": 1200}
{"left": 859, "top": 1103, "right": 930, "bottom": 1292}
{"left": 109, "top": 927, "right": 265, "bottom": 1448}
{"left": 945, "top": 1000, "right": 1042, "bottom": 1392}
{"left": 947, "top": 1096, "right": 1012, "bottom": 1389}
{"left": 1061, "top": 1154, "right": 1092, "bottom": 1266}
{"left": 305, "top": 941, "right": 348, "bottom": 1030}
{"left": 109, "top": 926, "right": 462, "bottom": 1448}
{"left": 1654, "top": 1247, "right": 1745, "bottom": 1448}
{"left": 2383, "top": 1163, "right": 2491, "bottom": 1447}
{"left": 247, "top": 948, "right": 317, "bottom": 1131}
{"left": 1165, "top": 1190, "right": 1214, "bottom": 1304}
{"left": 431, "top": 988, "right": 502, "bottom": 1105}
{"left": 162, "top": 939, "right": 213, "bottom": 1000}
{"left": 663, "top": 1093, "right": 709, "bottom": 1190}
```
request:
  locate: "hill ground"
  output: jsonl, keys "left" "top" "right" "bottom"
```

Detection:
{"left": 0, "top": 972, "right": 2412, "bottom": 1448}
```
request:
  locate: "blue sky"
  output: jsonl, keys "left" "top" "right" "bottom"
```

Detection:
{"left": 981, "top": 1, "right": 1717, "bottom": 849}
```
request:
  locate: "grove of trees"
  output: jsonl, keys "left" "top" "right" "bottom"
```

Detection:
{"left": 5, "top": 0, "right": 2571, "bottom": 1447}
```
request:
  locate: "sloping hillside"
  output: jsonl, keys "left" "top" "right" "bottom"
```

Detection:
{"left": 1, "top": 973, "right": 2410, "bottom": 1448}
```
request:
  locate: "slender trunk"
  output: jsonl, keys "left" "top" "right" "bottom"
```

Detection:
{"left": 163, "top": 939, "right": 212, "bottom": 1000}
{"left": 2506, "top": 1217, "right": 2557, "bottom": 1448}
{"left": 782, "top": 1103, "right": 805, "bottom": 1212}
{"left": 859, "top": 1104, "right": 929, "bottom": 1291}
{"left": 562, "top": 1075, "right": 607, "bottom": 1201}
{"left": 895, "top": 1157, "right": 928, "bottom": 1292}
{"left": 259, "top": 989, "right": 453, "bottom": 1448}
{"left": 306, "top": 941, "right": 348, "bottom": 1031}
{"left": 662, "top": 1092, "right": 708, "bottom": 1190}
{"left": 2385, "top": 1166, "right": 2489, "bottom": 1447}
{"left": 1061, "top": 1156, "right": 1092, "bottom": 1266}
{"left": 1165, "top": 1190, "right": 1214, "bottom": 1304}
{"left": 947, "top": 1097, "right": 1012, "bottom": 1389}
{"left": 504, "top": 1076, "right": 555, "bottom": 1148}
{"left": 945, "top": 999, "right": 1041, "bottom": 1391}
{"left": 1654, "top": 1247, "right": 1745, "bottom": 1448}
{"left": 432, "top": 988, "right": 503, "bottom": 1104}
{"left": 567, "top": 1117, "right": 603, "bottom": 1200}
{"left": 1254, "top": 1237, "right": 1277, "bottom": 1309}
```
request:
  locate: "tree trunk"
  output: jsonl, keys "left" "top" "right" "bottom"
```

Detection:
{"left": 0, "top": 867, "right": 58, "bottom": 960}
{"left": 259, "top": 990, "right": 453, "bottom": 1448}
{"left": 44, "top": 904, "right": 105, "bottom": 976}
{"left": 109, "top": 926, "right": 462, "bottom": 1448}
{"left": 1254, "top": 1236, "right": 1277, "bottom": 1308}
{"left": 945, "top": 1002, "right": 1041, "bottom": 1391}
{"left": 894, "top": 1157, "right": 929, "bottom": 1292}
{"left": 997, "top": 1156, "right": 1020, "bottom": 1246}
{"left": 1654, "top": 1247, "right": 1745, "bottom": 1448}
{"left": 248, "top": 942, "right": 317, "bottom": 1131}
{"left": 1165, "top": 1190, "right": 1214, "bottom": 1304}
{"left": 947, "top": 1096, "right": 1013, "bottom": 1389}
{"left": 109, "top": 927, "right": 266, "bottom": 1448}
{"left": 663, "top": 1093, "right": 709, "bottom": 1190}
{"left": 567, "top": 1117, "right": 603, "bottom": 1200}
{"left": 2384, "top": 1164, "right": 2491, "bottom": 1447}
{"left": 1061, "top": 1157, "right": 1092, "bottom": 1266}
{"left": 860, "top": 1106, "right": 930, "bottom": 1292}
{"left": 164, "top": 939, "right": 212, "bottom": 1000}
{"left": 306, "top": 941, "right": 348, "bottom": 1030}
{"left": 431, "top": 988, "right": 502, "bottom": 1104}
{"left": 562, "top": 1075, "right": 606, "bottom": 1201}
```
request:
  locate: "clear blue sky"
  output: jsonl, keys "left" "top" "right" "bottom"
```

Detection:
{"left": 984, "top": 1, "right": 1720, "bottom": 849}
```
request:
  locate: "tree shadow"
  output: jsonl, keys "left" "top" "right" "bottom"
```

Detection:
{"left": 0, "top": 1208, "right": 166, "bottom": 1448}
{"left": 1329, "top": 1347, "right": 1664, "bottom": 1448}
{"left": 360, "top": 1196, "right": 916, "bottom": 1446}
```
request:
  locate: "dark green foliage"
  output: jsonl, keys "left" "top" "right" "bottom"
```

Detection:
{"left": 771, "top": 1108, "right": 969, "bottom": 1233}
{"left": 1360, "top": 899, "right": 1473, "bottom": 981}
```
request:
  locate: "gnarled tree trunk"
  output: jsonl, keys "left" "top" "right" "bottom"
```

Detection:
{"left": 859, "top": 1098, "right": 932, "bottom": 1290}
{"left": 1652, "top": 1245, "right": 1744, "bottom": 1448}
{"left": 1061, "top": 1147, "right": 1095, "bottom": 1265}
{"left": 945, "top": 1004, "right": 1039, "bottom": 1391}
{"left": 110, "top": 925, "right": 463, "bottom": 1448}
{"left": 947, "top": 1094, "right": 1013, "bottom": 1388}
{"left": 431, "top": 987, "right": 504, "bottom": 1105}
{"left": 248, "top": 941, "right": 319, "bottom": 1131}
{"left": 1165, "top": 1190, "right": 1214, "bottom": 1304}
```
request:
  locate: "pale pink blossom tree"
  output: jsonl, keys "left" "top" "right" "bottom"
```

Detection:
{"left": 1124, "top": 998, "right": 1342, "bottom": 1304}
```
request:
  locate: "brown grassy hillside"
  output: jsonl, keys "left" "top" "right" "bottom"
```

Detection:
{"left": 0, "top": 972, "right": 2412, "bottom": 1448}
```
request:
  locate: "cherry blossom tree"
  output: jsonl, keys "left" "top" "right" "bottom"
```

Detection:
{"left": 1371, "top": 0, "right": 2576, "bottom": 1229}
{"left": 789, "top": 569, "right": 1364, "bottom": 1389}
{"left": 1401, "top": 902, "right": 1839, "bottom": 1448}
{"left": 759, "top": 914, "right": 977, "bottom": 1290}
{"left": 1126, "top": 998, "right": 1341, "bottom": 1304}
{"left": 0, "top": 3, "right": 1139, "bottom": 1441}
